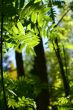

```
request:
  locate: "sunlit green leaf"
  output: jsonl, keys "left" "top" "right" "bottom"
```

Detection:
{"left": 17, "top": 21, "right": 25, "bottom": 35}
{"left": 34, "top": 0, "right": 41, "bottom": 3}
{"left": 31, "top": 12, "right": 37, "bottom": 23}
{"left": 8, "top": 89, "right": 17, "bottom": 96}
{"left": 65, "top": 44, "right": 73, "bottom": 49}
{"left": 12, "top": 25, "right": 19, "bottom": 34}
{"left": 38, "top": 14, "right": 43, "bottom": 27}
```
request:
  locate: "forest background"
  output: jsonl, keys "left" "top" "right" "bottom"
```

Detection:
{"left": 0, "top": 0, "right": 73, "bottom": 110}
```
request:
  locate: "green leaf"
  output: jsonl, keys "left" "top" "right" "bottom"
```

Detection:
{"left": 65, "top": 43, "right": 73, "bottom": 49}
{"left": 20, "top": 1, "right": 35, "bottom": 18}
{"left": 8, "top": 98, "right": 17, "bottom": 109}
{"left": 27, "top": 24, "right": 31, "bottom": 30}
{"left": 31, "top": 12, "right": 37, "bottom": 23}
{"left": 44, "top": 15, "right": 52, "bottom": 21}
{"left": 12, "top": 25, "right": 19, "bottom": 34}
{"left": 34, "top": 0, "right": 41, "bottom": 3}
{"left": 41, "top": 28, "right": 47, "bottom": 37}
{"left": 8, "top": 89, "right": 17, "bottom": 96}
{"left": 28, "top": 108, "right": 33, "bottom": 110}
{"left": 17, "top": 21, "right": 25, "bottom": 35}
{"left": 38, "top": 14, "right": 43, "bottom": 27}
{"left": 42, "top": 7, "right": 50, "bottom": 14}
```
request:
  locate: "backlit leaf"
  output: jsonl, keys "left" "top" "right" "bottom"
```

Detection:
{"left": 17, "top": 21, "right": 25, "bottom": 35}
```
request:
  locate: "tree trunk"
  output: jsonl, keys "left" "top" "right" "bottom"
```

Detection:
{"left": 49, "top": 0, "right": 70, "bottom": 97}
{"left": 15, "top": 51, "right": 25, "bottom": 78}
{"left": 54, "top": 38, "right": 70, "bottom": 97}
{"left": 33, "top": 31, "right": 50, "bottom": 110}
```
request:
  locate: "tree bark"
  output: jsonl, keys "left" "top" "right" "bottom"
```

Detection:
{"left": 15, "top": 51, "right": 25, "bottom": 78}
{"left": 54, "top": 38, "right": 70, "bottom": 97}
{"left": 33, "top": 27, "right": 50, "bottom": 110}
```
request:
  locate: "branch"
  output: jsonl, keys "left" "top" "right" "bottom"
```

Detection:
{"left": 54, "top": 8, "right": 70, "bottom": 28}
